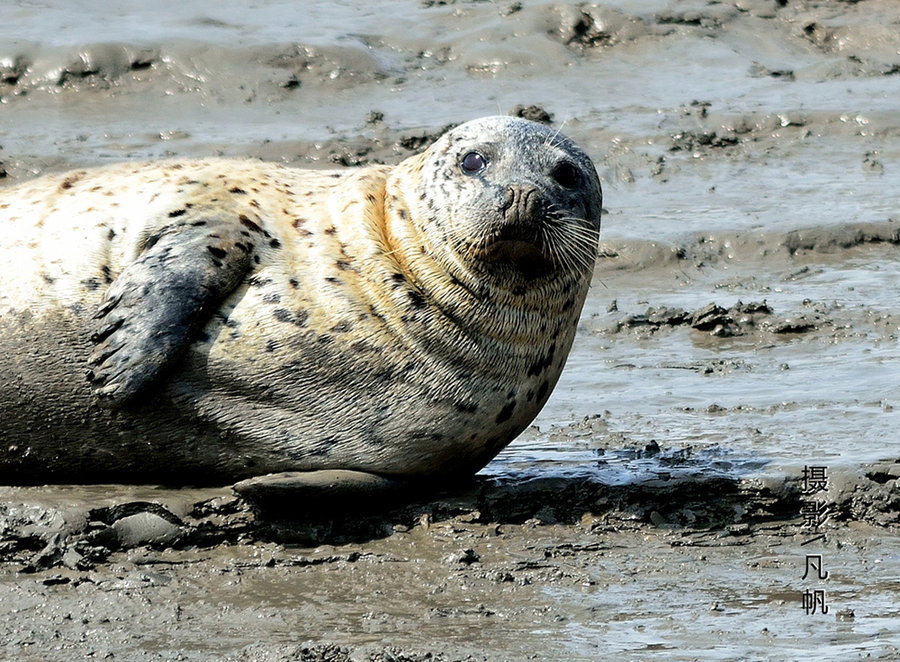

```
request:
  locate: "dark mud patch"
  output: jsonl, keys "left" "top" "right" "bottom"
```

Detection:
{"left": 607, "top": 300, "right": 778, "bottom": 338}
{"left": 4, "top": 448, "right": 897, "bottom": 575}
{"left": 604, "top": 299, "right": 829, "bottom": 339}
{"left": 236, "top": 643, "right": 481, "bottom": 662}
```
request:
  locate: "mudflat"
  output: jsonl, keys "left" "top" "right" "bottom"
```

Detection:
{"left": 1, "top": 1, "right": 898, "bottom": 660}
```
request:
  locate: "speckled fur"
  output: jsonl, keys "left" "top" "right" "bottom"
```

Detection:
{"left": 0, "top": 117, "right": 602, "bottom": 484}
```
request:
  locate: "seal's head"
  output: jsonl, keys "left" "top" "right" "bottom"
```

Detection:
{"left": 411, "top": 116, "right": 602, "bottom": 291}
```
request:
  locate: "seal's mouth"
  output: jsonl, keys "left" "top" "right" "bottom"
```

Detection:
{"left": 479, "top": 235, "right": 554, "bottom": 280}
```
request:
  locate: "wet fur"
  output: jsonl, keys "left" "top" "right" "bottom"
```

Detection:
{"left": 0, "top": 117, "right": 602, "bottom": 484}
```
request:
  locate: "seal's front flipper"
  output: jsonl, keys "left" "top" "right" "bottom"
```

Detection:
{"left": 233, "top": 470, "right": 418, "bottom": 518}
{"left": 88, "top": 219, "right": 255, "bottom": 406}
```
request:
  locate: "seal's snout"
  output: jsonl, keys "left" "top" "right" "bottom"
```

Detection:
{"left": 501, "top": 185, "right": 543, "bottom": 228}
{"left": 478, "top": 184, "right": 554, "bottom": 280}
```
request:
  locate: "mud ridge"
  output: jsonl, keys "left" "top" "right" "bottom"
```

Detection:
{"left": 597, "top": 219, "right": 900, "bottom": 273}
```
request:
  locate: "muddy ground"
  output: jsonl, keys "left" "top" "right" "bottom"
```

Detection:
{"left": 1, "top": 1, "right": 899, "bottom": 660}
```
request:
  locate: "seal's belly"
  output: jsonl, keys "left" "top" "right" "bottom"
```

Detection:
{"left": 174, "top": 288, "right": 557, "bottom": 478}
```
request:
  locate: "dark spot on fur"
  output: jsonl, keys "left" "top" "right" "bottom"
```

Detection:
{"left": 191, "top": 220, "right": 207, "bottom": 227}
{"left": 101, "top": 265, "right": 113, "bottom": 284}
{"left": 247, "top": 276, "right": 273, "bottom": 287}
{"left": 269, "top": 238, "right": 281, "bottom": 249}
{"left": 262, "top": 293, "right": 281, "bottom": 304}
{"left": 107, "top": 228, "right": 116, "bottom": 241}
{"left": 537, "top": 380, "right": 549, "bottom": 402}
{"left": 234, "top": 241, "right": 252, "bottom": 253}
{"left": 207, "top": 246, "right": 227, "bottom": 259}
{"left": 168, "top": 208, "right": 187, "bottom": 218}
{"left": 265, "top": 339, "right": 279, "bottom": 353}
{"left": 229, "top": 186, "right": 247, "bottom": 194}
{"left": 254, "top": 255, "right": 261, "bottom": 264}
{"left": 292, "top": 217, "right": 307, "bottom": 229}
{"left": 495, "top": 401, "right": 516, "bottom": 424}
{"left": 239, "top": 215, "right": 263, "bottom": 233}
{"left": 336, "top": 260, "right": 351, "bottom": 271}
{"left": 324, "top": 226, "right": 336, "bottom": 235}
{"left": 526, "top": 390, "right": 535, "bottom": 401}
{"left": 455, "top": 401, "right": 479, "bottom": 413}
{"left": 289, "top": 278, "right": 299, "bottom": 289}
{"left": 331, "top": 321, "right": 353, "bottom": 333}
{"left": 325, "top": 276, "right": 340, "bottom": 284}
{"left": 407, "top": 290, "right": 426, "bottom": 309}
{"left": 42, "top": 273, "right": 55, "bottom": 284}
{"left": 273, "top": 308, "right": 309, "bottom": 327}
{"left": 527, "top": 344, "right": 556, "bottom": 378}
{"left": 81, "top": 277, "right": 101, "bottom": 291}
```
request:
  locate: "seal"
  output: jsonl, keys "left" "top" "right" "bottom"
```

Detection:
{"left": 0, "top": 116, "right": 602, "bottom": 487}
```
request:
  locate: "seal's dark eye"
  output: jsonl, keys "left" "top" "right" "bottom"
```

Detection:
{"left": 551, "top": 162, "right": 579, "bottom": 189}
{"left": 460, "top": 151, "right": 487, "bottom": 175}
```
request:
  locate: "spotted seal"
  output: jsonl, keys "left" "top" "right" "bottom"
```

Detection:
{"left": 0, "top": 116, "right": 602, "bottom": 487}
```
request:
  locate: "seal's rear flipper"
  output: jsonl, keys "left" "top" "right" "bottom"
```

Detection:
{"left": 233, "top": 470, "right": 418, "bottom": 518}
{"left": 87, "top": 218, "right": 256, "bottom": 406}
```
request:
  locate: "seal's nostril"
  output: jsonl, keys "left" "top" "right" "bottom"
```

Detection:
{"left": 502, "top": 186, "right": 543, "bottom": 226}
{"left": 501, "top": 186, "right": 516, "bottom": 212}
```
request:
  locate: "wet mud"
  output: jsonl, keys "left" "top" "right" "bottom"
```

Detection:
{"left": 2, "top": 0, "right": 899, "bottom": 660}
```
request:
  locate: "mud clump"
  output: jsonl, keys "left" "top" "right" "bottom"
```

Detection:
{"left": 237, "top": 643, "right": 478, "bottom": 662}
{"left": 508, "top": 104, "right": 553, "bottom": 125}
{"left": 609, "top": 300, "right": 795, "bottom": 338}
{"left": 783, "top": 223, "right": 900, "bottom": 255}
{"left": 670, "top": 130, "right": 741, "bottom": 152}
{"left": 0, "top": 493, "right": 252, "bottom": 573}
{"left": 550, "top": 5, "right": 645, "bottom": 51}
